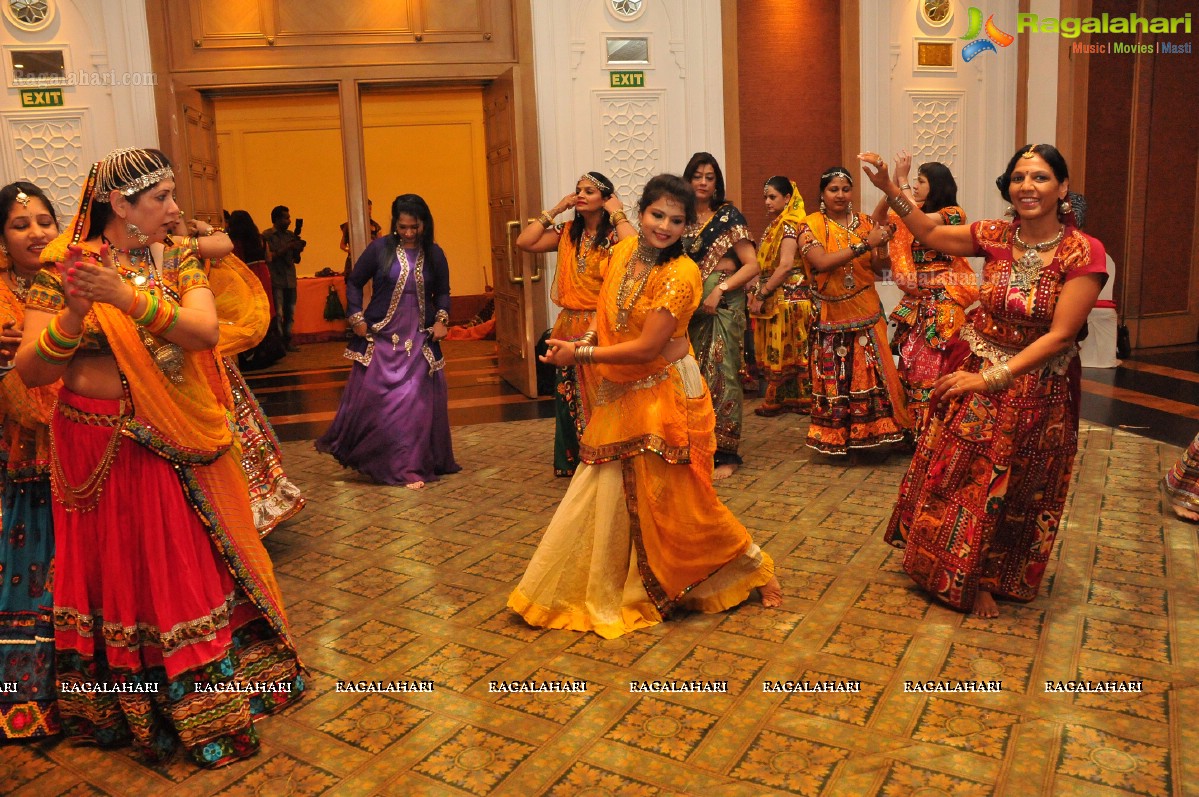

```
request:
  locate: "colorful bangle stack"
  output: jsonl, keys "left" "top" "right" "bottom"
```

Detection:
{"left": 134, "top": 291, "right": 181, "bottom": 336}
{"left": 35, "top": 314, "right": 83, "bottom": 365}
{"left": 124, "top": 288, "right": 144, "bottom": 315}
{"left": 981, "top": 363, "right": 1014, "bottom": 393}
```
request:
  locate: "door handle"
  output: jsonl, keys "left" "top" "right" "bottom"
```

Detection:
{"left": 505, "top": 220, "right": 523, "bottom": 284}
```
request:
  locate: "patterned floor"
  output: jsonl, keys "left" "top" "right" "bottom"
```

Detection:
{"left": 4, "top": 410, "right": 1195, "bottom": 796}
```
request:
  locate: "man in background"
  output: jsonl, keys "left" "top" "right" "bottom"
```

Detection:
{"left": 263, "top": 205, "right": 306, "bottom": 352}
{"left": 340, "top": 199, "right": 382, "bottom": 276}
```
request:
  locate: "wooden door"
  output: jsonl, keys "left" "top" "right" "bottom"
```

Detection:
{"left": 166, "top": 84, "right": 222, "bottom": 225}
{"left": 483, "top": 66, "right": 545, "bottom": 396}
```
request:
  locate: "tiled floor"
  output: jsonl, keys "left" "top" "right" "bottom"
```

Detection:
{"left": 6, "top": 401, "right": 1196, "bottom": 796}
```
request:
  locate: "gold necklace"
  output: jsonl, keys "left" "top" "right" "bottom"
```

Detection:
{"left": 614, "top": 240, "right": 660, "bottom": 330}
{"left": 576, "top": 229, "right": 596, "bottom": 274}
{"left": 823, "top": 211, "right": 865, "bottom": 289}
{"left": 5, "top": 270, "right": 30, "bottom": 300}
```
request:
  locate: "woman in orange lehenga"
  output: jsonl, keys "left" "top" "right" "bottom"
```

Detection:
{"left": 865, "top": 144, "right": 1106, "bottom": 618}
{"left": 16, "top": 148, "right": 302, "bottom": 766}
{"left": 747, "top": 176, "right": 811, "bottom": 416}
{"left": 799, "top": 167, "right": 909, "bottom": 455}
{"left": 509, "top": 175, "right": 781, "bottom": 638}
{"left": 515, "top": 172, "right": 634, "bottom": 475}
{"left": 873, "top": 152, "right": 978, "bottom": 431}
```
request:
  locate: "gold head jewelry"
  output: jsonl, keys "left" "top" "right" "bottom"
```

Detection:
{"left": 93, "top": 147, "right": 174, "bottom": 202}
{"left": 1020, "top": 146, "right": 1040, "bottom": 159}
{"left": 15, "top": 189, "right": 30, "bottom": 207}
{"left": 580, "top": 173, "right": 605, "bottom": 191}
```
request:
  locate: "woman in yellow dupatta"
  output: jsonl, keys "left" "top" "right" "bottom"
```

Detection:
{"left": 15, "top": 148, "right": 302, "bottom": 767}
{"left": 747, "top": 176, "right": 811, "bottom": 415}
{"left": 509, "top": 174, "right": 781, "bottom": 639}
{"left": 515, "top": 172, "right": 635, "bottom": 475}
{"left": 799, "top": 166, "right": 910, "bottom": 455}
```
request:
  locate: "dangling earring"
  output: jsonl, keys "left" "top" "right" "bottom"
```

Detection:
{"left": 126, "top": 221, "right": 150, "bottom": 246}
{"left": 0, "top": 242, "right": 7, "bottom": 254}
{"left": 1059, "top": 198, "right": 1071, "bottom": 216}
{"left": 819, "top": 200, "right": 827, "bottom": 213}
{"left": 1004, "top": 205, "right": 1016, "bottom": 218}
{"left": 847, "top": 201, "right": 855, "bottom": 217}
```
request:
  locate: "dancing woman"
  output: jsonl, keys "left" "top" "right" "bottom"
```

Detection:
{"left": 747, "top": 176, "right": 811, "bottom": 416}
{"left": 0, "top": 181, "right": 61, "bottom": 739}
{"left": 864, "top": 144, "right": 1106, "bottom": 618}
{"left": 317, "top": 193, "right": 460, "bottom": 489}
{"left": 16, "top": 148, "right": 302, "bottom": 766}
{"left": 682, "top": 152, "right": 759, "bottom": 478}
{"left": 509, "top": 174, "right": 781, "bottom": 639}
{"left": 516, "top": 172, "right": 634, "bottom": 475}
{"left": 872, "top": 152, "right": 978, "bottom": 431}
{"left": 799, "top": 167, "right": 909, "bottom": 455}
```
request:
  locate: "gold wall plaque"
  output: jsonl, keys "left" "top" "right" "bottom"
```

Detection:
{"left": 918, "top": 42, "right": 953, "bottom": 67}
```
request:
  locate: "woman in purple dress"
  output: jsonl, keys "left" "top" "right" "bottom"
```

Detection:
{"left": 316, "top": 194, "right": 460, "bottom": 489}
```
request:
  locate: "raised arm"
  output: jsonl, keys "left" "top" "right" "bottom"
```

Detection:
{"left": 860, "top": 153, "right": 974, "bottom": 256}
{"left": 516, "top": 191, "right": 575, "bottom": 253}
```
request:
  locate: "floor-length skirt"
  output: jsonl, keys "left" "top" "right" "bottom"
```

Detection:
{"left": 1165, "top": 432, "right": 1199, "bottom": 516}
{"left": 806, "top": 312, "right": 908, "bottom": 454}
{"left": 884, "top": 350, "right": 1080, "bottom": 611}
{"left": 509, "top": 360, "right": 773, "bottom": 638}
{"left": 689, "top": 274, "right": 746, "bottom": 464}
{"left": 753, "top": 295, "right": 813, "bottom": 413}
{"left": 892, "top": 300, "right": 957, "bottom": 432}
{"left": 51, "top": 390, "right": 302, "bottom": 766}
{"left": 316, "top": 293, "right": 460, "bottom": 486}
{"left": 0, "top": 478, "right": 58, "bottom": 739}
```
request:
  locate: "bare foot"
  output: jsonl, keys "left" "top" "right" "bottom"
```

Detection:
{"left": 972, "top": 591, "right": 999, "bottom": 618}
{"left": 1172, "top": 503, "right": 1199, "bottom": 523}
{"left": 760, "top": 577, "right": 783, "bottom": 608}
{"left": 405, "top": 481, "right": 426, "bottom": 490}
{"left": 712, "top": 463, "right": 737, "bottom": 480}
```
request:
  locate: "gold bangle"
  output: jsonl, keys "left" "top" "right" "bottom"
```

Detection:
{"left": 887, "top": 193, "right": 914, "bottom": 217}
{"left": 610, "top": 210, "right": 629, "bottom": 227}
{"left": 579, "top": 330, "right": 598, "bottom": 346}
{"left": 538, "top": 211, "right": 555, "bottom": 228}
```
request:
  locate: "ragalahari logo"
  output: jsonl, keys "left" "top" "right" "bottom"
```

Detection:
{"left": 960, "top": 7, "right": 1014, "bottom": 62}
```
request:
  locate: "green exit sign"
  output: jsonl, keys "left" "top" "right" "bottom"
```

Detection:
{"left": 20, "top": 88, "right": 63, "bottom": 108}
{"left": 609, "top": 70, "right": 645, "bottom": 88}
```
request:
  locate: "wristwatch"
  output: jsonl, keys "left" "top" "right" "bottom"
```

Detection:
{"left": 718, "top": 280, "right": 731, "bottom": 292}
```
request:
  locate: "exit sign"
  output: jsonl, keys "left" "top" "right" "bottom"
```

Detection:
{"left": 609, "top": 70, "right": 645, "bottom": 88}
{"left": 20, "top": 88, "right": 63, "bottom": 108}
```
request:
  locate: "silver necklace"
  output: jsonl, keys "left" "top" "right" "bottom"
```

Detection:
{"left": 1010, "top": 224, "right": 1064, "bottom": 291}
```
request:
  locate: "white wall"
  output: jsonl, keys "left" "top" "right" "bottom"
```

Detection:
{"left": 529, "top": 0, "right": 724, "bottom": 327}
{"left": 0, "top": 0, "right": 157, "bottom": 220}
{"left": 860, "top": 0, "right": 1027, "bottom": 318}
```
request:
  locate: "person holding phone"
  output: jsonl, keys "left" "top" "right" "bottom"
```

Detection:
{"left": 262, "top": 205, "right": 305, "bottom": 352}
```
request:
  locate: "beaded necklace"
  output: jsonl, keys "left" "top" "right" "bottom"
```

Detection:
{"left": 614, "top": 238, "right": 661, "bottom": 330}
{"left": 822, "top": 211, "right": 866, "bottom": 290}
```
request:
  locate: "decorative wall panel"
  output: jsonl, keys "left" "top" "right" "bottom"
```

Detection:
{"left": 908, "top": 91, "right": 963, "bottom": 171}
{"left": 0, "top": 110, "right": 89, "bottom": 219}
{"left": 593, "top": 91, "right": 664, "bottom": 209}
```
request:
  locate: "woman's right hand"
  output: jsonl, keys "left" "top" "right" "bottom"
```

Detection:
{"left": 352, "top": 321, "right": 368, "bottom": 338}
{"left": 60, "top": 245, "right": 94, "bottom": 318}
{"left": 554, "top": 192, "right": 577, "bottom": 216}
{"left": 747, "top": 295, "right": 764, "bottom": 314}
{"left": 858, "top": 152, "right": 897, "bottom": 194}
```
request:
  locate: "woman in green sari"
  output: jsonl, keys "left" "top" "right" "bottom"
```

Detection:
{"left": 681, "top": 153, "right": 759, "bottom": 479}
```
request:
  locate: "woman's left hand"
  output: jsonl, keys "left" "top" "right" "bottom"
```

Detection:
{"left": 747, "top": 295, "right": 764, "bottom": 314}
{"left": 603, "top": 195, "right": 624, "bottom": 215}
{"left": 700, "top": 287, "right": 723, "bottom": 315}
{"left": 0, "top": 319, "right": 22, "bottom": 360}
{"left": 68, "top": 244, "right": 134, "bottom": 308}
{"left": 539, "top": 337, "right": 576, "bottom": 367}
{"left": 931, "top": 370, "right": 989, "bottom": 405}
{"left": 430, "top": 321, "right": 449, "bottom": 342}
{"left": 858, "top": 152, "right": 897, "bottom": 194}
{"left": 894, "top": 149, "right": 912, "bottom": 184}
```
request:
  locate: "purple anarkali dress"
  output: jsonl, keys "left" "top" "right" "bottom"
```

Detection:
{"left": 317, "top": 245, "right": 459, "bottom": 485}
